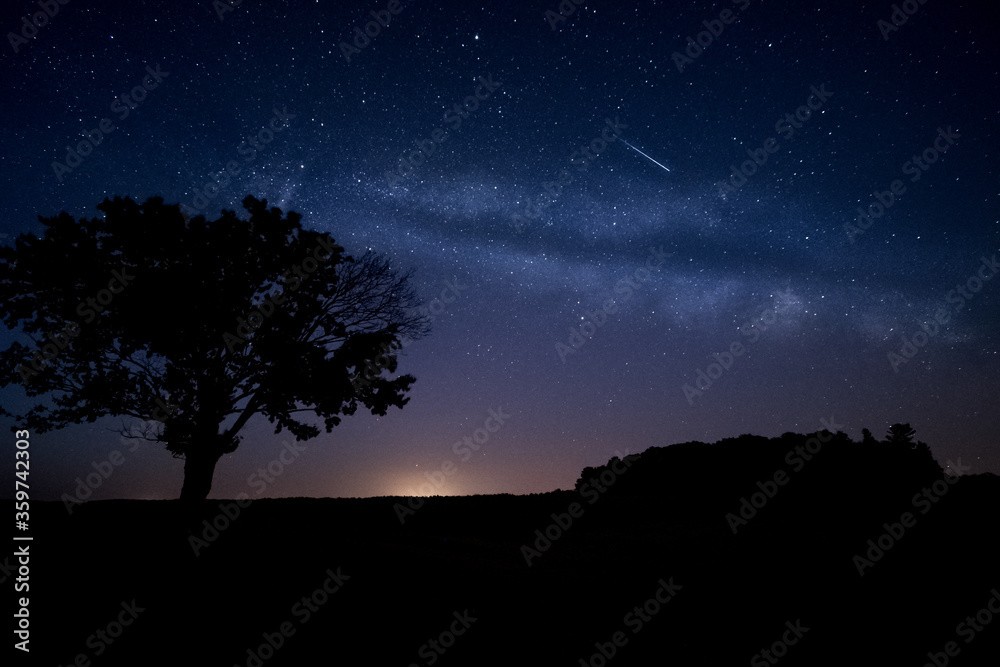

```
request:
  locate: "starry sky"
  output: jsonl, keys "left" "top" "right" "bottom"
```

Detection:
{"left": 1, "top": 0, "right": 998, "bottom": 501}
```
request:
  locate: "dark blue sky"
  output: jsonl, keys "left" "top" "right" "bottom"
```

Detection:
{"left": 1, "top": 0, "right": 998, "bottom": 501}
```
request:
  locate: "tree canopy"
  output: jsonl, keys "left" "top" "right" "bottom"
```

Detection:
{"left": 886, "top": 423, "right": 916, "bottom": 445}
{"left": 0, "top": 195, "right": 429, "bottom": 500}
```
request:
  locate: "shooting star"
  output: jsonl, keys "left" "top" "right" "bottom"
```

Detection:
{"left": 619, "top": 138, "right": 671, "bottom": 173}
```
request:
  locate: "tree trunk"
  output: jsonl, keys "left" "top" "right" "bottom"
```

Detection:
{"left": 180, "top": 448, "right": 223, "bottom": 502}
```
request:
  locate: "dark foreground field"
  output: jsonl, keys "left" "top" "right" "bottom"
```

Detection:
{"left": 17, "top": 434, "right": 1000, "bottom": 666}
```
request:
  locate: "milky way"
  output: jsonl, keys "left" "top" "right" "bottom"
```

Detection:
{"left": 1, "top": 0, "right": 998, "bottom": 501}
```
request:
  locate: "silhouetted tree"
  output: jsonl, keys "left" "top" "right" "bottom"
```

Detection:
{"left": 861, "top": 428, "right": 877, "bottom": 445}
{"left": 0, "top": 196, "right": 429, "bottom": 501}
{"left": 913, "top": 440, "right": 944, "bottom": 478}
{"left": 886, "top": 423, "right": 916, "bottom": 446}
{"left": 575, "top": 466, "right": 600, "bottom": 492}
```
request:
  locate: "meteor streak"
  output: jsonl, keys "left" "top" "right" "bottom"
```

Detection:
{"left": 620, "top": 138, "right": 671, "bottom": 173}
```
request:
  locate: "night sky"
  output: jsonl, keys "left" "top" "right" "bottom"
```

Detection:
{"left": 1, "top": 0, "right": 998, "bottom": 502}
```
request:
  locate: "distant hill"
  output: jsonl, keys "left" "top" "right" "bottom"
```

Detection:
{"left": 19, "top": 429, "right": 1000, "bottom": 666}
